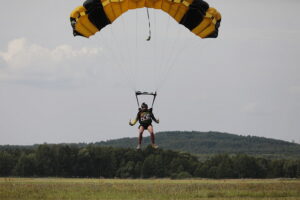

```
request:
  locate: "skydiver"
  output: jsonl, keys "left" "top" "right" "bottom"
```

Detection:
{"left": 129, "top": 102, "right": 159, "bottom": 150}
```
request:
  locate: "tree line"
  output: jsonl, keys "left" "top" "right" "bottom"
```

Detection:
{"left": 0, "top": 144, "right": 299, "bottom": 178}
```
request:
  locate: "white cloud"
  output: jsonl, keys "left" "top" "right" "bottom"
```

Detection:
{"left": 0, "top": 38, "right": 103, "bottom": 86}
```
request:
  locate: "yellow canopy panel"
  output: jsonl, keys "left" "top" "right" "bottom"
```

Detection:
{"left": 70, "top": 0, "right": 221, "bottom": 38}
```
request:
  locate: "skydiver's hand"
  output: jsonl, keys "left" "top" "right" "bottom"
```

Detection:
{"left": 129, "top": 120, "right": 133, "bottom": 126}
{"left": 156, "top": 118, "right": 160, "bottom": 124}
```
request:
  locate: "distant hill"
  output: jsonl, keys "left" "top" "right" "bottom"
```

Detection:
{"left": 1, "top": 131, "right": 299, "bottom": 160}
{"left": 95, "top": 131, "right": 300, "bottom": 159}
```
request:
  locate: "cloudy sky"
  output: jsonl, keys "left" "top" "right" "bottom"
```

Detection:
{"left": 0, "top": 0, "right": 300, "bottom": 145}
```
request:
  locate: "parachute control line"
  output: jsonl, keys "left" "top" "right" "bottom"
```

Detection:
{"left": 70, "top": 0, "right": 221, "bottom": 39}
{"left": 146, "top": 8, "right": 151, "bottom": 41}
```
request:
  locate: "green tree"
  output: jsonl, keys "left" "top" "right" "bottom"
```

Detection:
{"left": 0, "top": 151, "right": 15, "bottom": 176}
{"left": 270, "top": 160, "right": 285, "bottom": 177}
{"left": 35, "top": 144, "right": 57, "bottom": 176}
{"left": 56, "top": 145, "right": 78, "bottom": 177}
{"left": 283, "top": 160, "right": 297, "bottom": 178}
{"left": 142, "top": 154, "right": 164, "bottom": 178}
{"left": 216, "top": 158, "right": 235, "bottom": 178}
{"left": 134, "top": 161, "right": 143, "bottom": 178}
{"left": 75, "top": 147, "right": 93, "bottom": 177}
{"left": 296, "top": 161, "right": 300, "bottom": 178}
{"left": 13, "top": 153, "right": 36, "bottom": 177}
{"left": 116, "top": 161, "right": 135, "bottom": 178}
{"left": 233, "top": 154, "right": 261, "bottom": 178}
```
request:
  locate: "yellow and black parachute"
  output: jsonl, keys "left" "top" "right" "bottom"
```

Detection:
{"left": 70, "top": 0, "right": 221, "bottom": 39}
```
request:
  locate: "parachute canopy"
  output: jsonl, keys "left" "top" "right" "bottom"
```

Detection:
{"left": 70, "top": 0, "right": 221, "bottom": 39}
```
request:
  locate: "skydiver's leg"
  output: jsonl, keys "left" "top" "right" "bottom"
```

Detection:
{"left": 147, "top": 125, "right": 158, "bottom": 148}
{"left": 138, "top": 126, "right": 145, "bottom": 145}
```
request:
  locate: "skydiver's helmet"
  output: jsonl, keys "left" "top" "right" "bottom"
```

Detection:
{"left": 141, "top": 103, "right": 148, "bottom": 111}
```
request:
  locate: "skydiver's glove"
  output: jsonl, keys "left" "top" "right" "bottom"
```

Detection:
{"left": 156, "top": 118, "right": 160, "bottom": 124}
{"left": 129, "top": 119, "right": 135, "bottom": 126}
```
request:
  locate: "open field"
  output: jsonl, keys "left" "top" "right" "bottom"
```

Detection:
{"left": 0, "top": 178, "right": 300, "bottom": 200}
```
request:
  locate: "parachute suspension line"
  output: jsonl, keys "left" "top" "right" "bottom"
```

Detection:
{"left": 107, "top": 15, "right": 136, "bottom": 90}
{"left": 146, "top": 8, "right": 151, "bottom": 41}
{"left": 118, "top": 1, "right": 137, "bottom": 90}
{"left": 134, "top": 9, "right": 143, "bottom": 90}
{"left": 158, "top": 30, "right": 203, "bottom": 90}
{"left": 134, "top": 8, "right": 139, "bottom": 87}
{"left": 155, "top": 27, "right": 185, "bottom": 90}
{"left": 95, "top": 34, "right": 135, "bottom": 90}
{"left": 97, "top": 19, "right": 136, "bottom": 91}
{"left": 160, "top": 5, "right": 186, "bottom": 77}
{"left": 155, "top": 6, "right": 172, "bottom": 90}
{"left": 156, "top": 4, "right": 190, "bottom": 90}
{"left": 155, "top": 22, "right": 185, "bottom": 90}
{"left": 152, "top": 9, "right": 159, "bottom": 89}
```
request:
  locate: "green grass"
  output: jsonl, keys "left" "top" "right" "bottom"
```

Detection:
{"left": 0, "top": 178, "right": 300, "bottom": 200}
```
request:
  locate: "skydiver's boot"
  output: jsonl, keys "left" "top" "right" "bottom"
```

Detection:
{"left": 136, "top": 144, "right": 141, "bottom": 150}
{"left": 151, "top": 144, "right": 159, "bottom": 149}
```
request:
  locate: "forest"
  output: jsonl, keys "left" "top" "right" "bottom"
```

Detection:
{"left": 1, "top": 144, "right": 300, "bottom": 179}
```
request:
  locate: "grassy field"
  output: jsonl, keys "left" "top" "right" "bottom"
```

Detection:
{"left": 0, "top": 178, "right": 300, "bottom": 200}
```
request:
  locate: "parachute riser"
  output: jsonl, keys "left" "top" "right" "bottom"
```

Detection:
{"left": 135, "top": 91, "right": 157, "bottom": 109}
